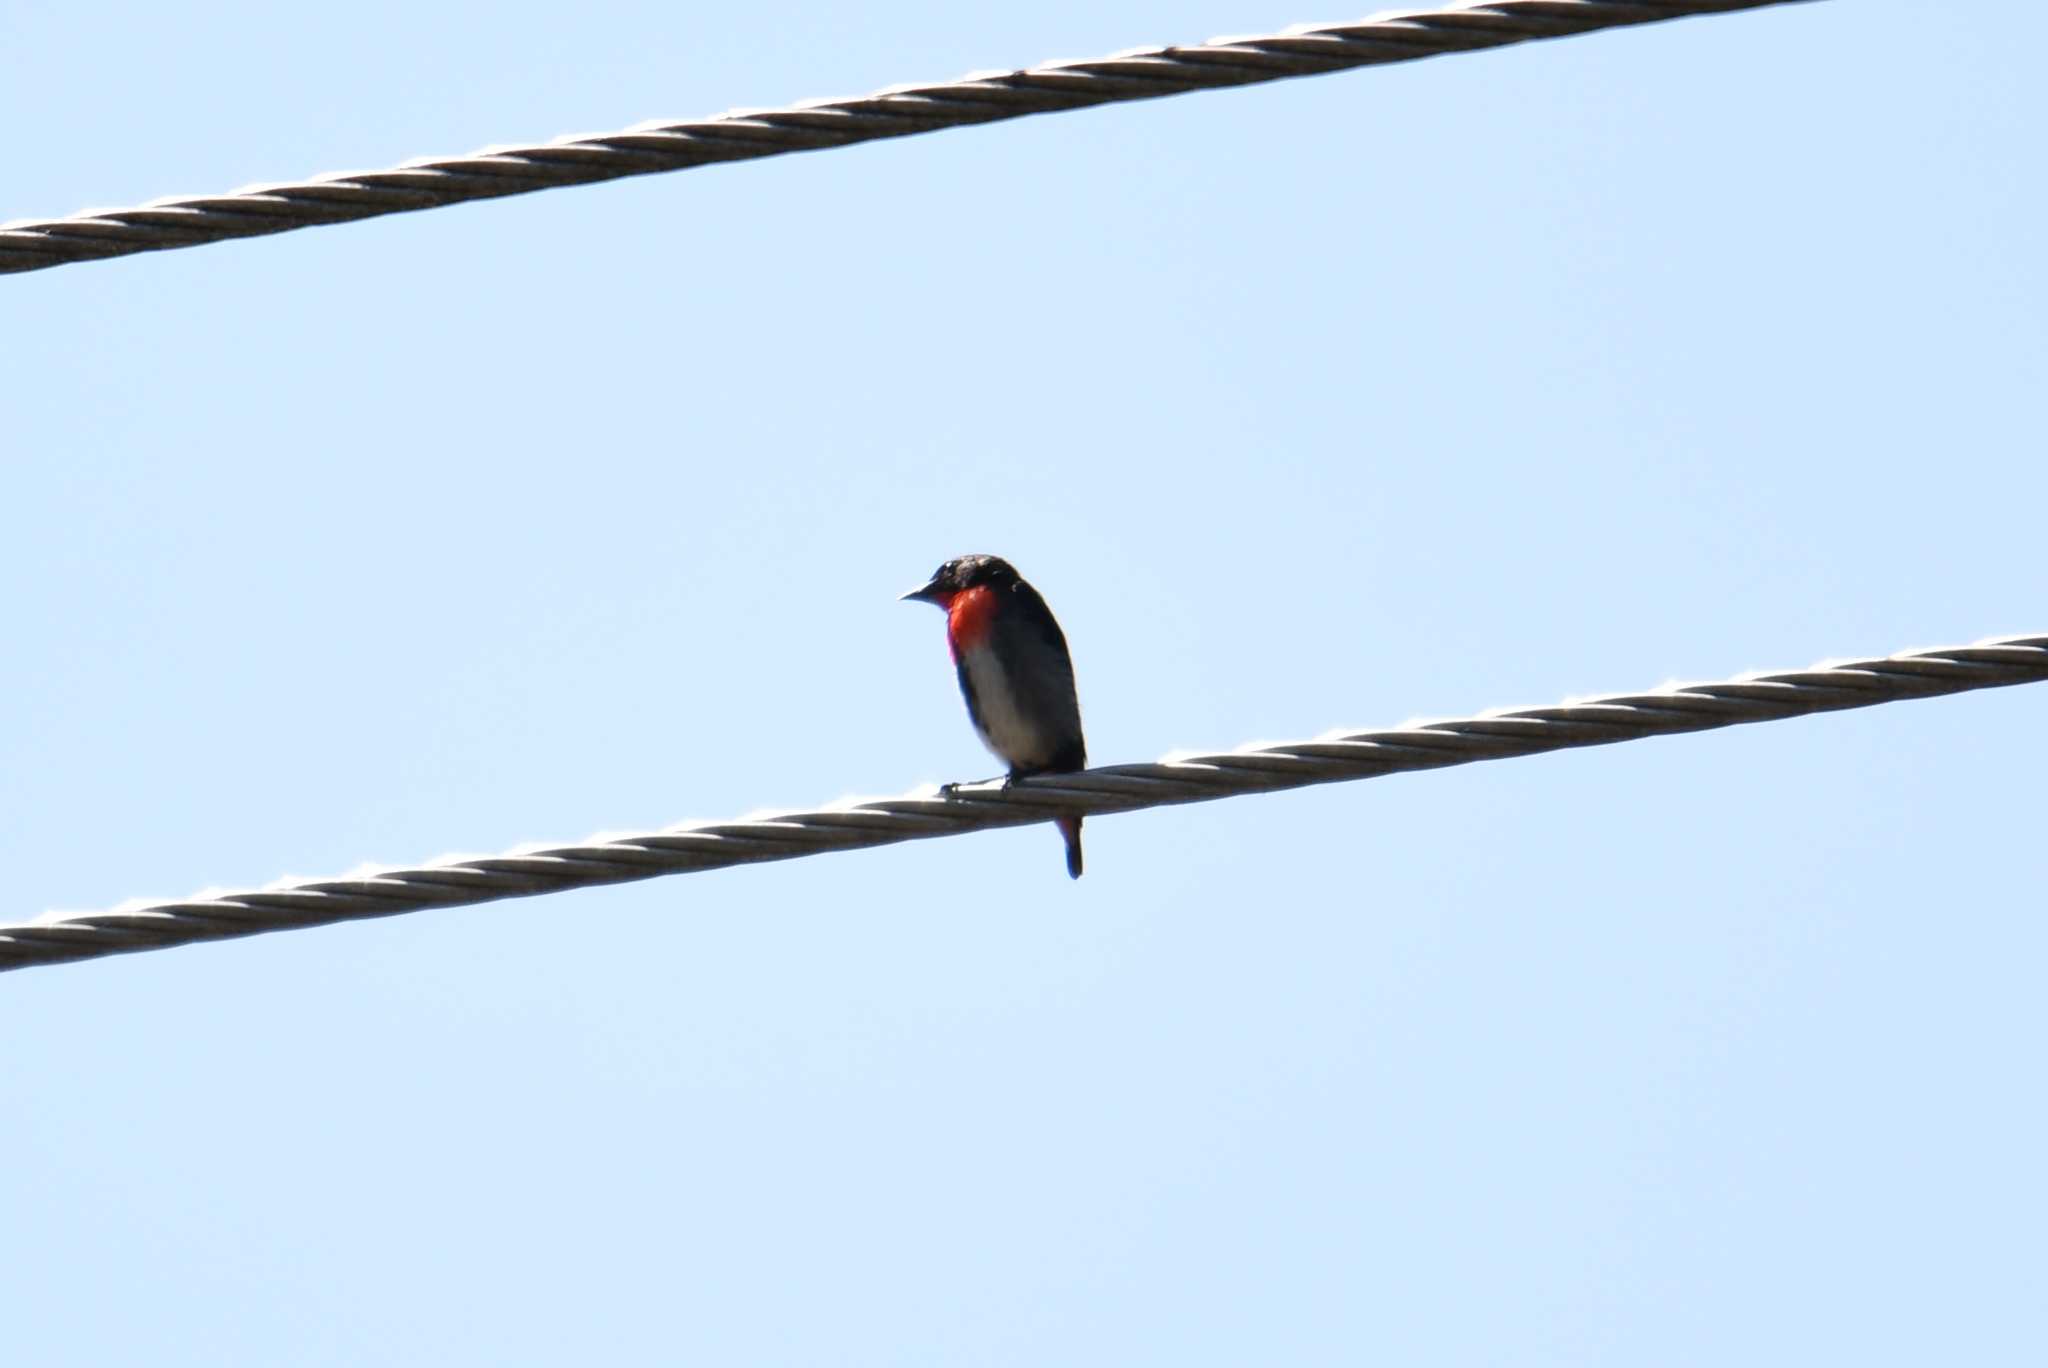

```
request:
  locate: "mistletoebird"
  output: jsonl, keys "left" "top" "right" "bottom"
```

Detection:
{"left": 901, "top": 555, "right": 1089, "bottom": 878}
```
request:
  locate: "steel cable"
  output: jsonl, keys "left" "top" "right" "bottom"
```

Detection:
{"left": 1, "top": 1, "right": 1811, "bottom": 276}
{"left": 6, "top": 631, "right": 2038, "bottom": 973}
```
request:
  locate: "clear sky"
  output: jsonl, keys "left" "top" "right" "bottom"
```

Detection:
{"left": 5, "top": 2, "right": 2044, "bottom": 1363}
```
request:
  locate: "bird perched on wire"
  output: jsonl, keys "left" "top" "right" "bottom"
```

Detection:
{"left": 901, "top": 554, "right": 1089, "bottom": 878}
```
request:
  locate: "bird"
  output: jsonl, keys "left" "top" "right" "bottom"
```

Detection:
{"left": 901, "top": 554, "right": 1089, "bottom": 878}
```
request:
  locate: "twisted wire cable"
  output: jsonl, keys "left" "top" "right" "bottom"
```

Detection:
{"left": 2, "top": 1, "right": 1811, "bottom": 277}
{"left": 5, "top": 632, "right": 2039, "bottom": 973}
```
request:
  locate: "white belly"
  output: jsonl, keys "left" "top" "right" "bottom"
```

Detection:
{"left": 961, "top": 645, "right": 1048, "bottom": 768}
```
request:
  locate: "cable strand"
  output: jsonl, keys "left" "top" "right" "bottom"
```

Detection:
{"left": 4, "top": 632, "right": 2038, "bottom": 974}
{"left": 1, "top": 1, "right": 1812, "bottom": 276}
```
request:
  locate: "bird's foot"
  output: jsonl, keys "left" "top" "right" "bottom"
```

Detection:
{"left": 938, "top": 775, "right": 1010, "bottom": 797}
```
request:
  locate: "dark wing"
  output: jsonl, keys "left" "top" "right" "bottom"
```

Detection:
{"left": 996, "top": 579, "right": 1086, "bottom": 771}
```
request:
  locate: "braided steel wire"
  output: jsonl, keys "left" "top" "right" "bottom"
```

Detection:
{"left": 1, "top": 1, "right": 1810, "bottom": 277}
{"left": 5, "top": 633, "right": 2039, "bottom": 973}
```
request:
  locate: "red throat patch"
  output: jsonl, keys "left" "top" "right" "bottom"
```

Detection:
{"left": 944, "top": 585, "right": 997, "bottom": 660}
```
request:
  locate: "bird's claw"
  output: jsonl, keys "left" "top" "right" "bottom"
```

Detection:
{"left": 937, "top": 775, "right": 1011, "bottom": 799}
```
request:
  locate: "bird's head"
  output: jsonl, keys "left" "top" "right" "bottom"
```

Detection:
{"left": 899, "top": 554, "right": 1017, "bottom": 608}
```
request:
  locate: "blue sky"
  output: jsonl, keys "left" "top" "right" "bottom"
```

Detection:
{"left": 5, "top": 2, "right": 2044, "bottom": 1363}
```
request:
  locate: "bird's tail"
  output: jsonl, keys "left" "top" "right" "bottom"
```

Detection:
{"left": 1057, "top": 814, "right": 1084, "bottom": 880}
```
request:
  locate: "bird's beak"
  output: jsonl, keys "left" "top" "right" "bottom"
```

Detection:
{"left": 900, "top": 579, "right": 945, "bottom": 605}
